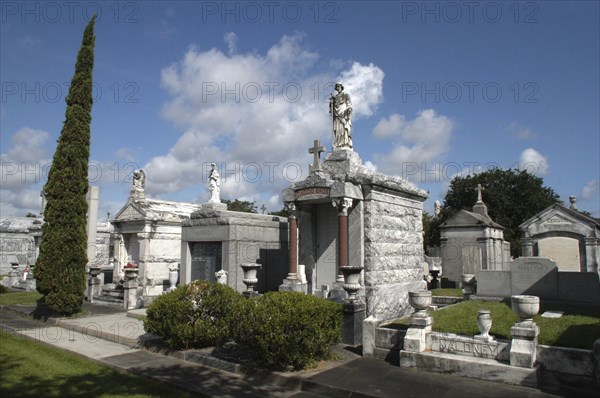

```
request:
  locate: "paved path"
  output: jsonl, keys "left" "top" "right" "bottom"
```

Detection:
{"left": 1, "top": 302, "right": 594, "bottom": 398}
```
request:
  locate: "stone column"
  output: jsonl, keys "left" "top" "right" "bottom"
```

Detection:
{"left": 85, "top": 186, "right": 99, "bottom": 268}
{"left": 333, "top": 198, "right": 353, "bottom": 281}
{"left": 288, "top": 203, "right": 298, "bottom": 280}
{"left": 279, "top": 202, "right": 306, "bottom": 292}
{"left": 584, "top": 237, "right": 599, "bottom": 274}
{"left": 521, "top": 238, "right": 534, "bottom": 257}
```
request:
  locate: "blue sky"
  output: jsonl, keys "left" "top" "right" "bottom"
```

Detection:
{"left": 1, "top": 0, "right": 599, "bottom": 218}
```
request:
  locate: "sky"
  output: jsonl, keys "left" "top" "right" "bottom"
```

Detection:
{"left": 1, "top": 0, "right": 599, "bottom": 219}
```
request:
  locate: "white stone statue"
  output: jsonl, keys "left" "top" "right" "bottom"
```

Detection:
{"left": 329, "top": 82, "right": 353, "bottom": 150}
{"left": 434, "top": 200, "right": 441, "bottom": 218}
{"left": 215, "top": 269, "right": 228, "bottom": 285}
{"left": 208, "top": 163, "right": 221, "bottom": 203}
{"left": 132, "top": 169, "right": 146, "bottom": 190}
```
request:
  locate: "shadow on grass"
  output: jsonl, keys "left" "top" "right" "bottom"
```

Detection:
{"left": 0, "top": 351, "right": 192, "bottom": 398}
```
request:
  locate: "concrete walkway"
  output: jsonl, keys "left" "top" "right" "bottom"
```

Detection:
{"left": 1, "top": 302, "right": 593, "bottom": 398}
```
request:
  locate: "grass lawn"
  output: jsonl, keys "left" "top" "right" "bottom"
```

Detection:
{"left": 0, "top": 291, "right": 43, "bottom": 306}
{"left": 431, "top": 288, "right": 462, "bottom": 297}
{"left": 0, "top": 329, "right": 193, "bottom": 397}
{"left": 390, "top": 300, "right": 600, "bottom": 350}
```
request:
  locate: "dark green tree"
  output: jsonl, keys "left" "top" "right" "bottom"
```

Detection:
{"left": 222, "top": 199, "right": 257, "bottom": 213}
{"left": 35, "top": 16, "right": 96, "bottom": 315}
{"left": 269, "top": 206, "right": 291, "bottom": 218}
{"left": 427, "top": 168, "right": 561, "bottom": 258}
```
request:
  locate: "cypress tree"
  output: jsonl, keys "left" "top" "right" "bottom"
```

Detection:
{"left": 35, "top": 16, "right": 96, "bottom": 314}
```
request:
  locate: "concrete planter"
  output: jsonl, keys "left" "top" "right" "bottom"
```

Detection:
{"left": 409, "top": 291, "right": 432, "bottom": 316}
{"left": 340, "top": 265, "right": 363, "bottom": 301}
{"left": 124, "top": 268, "right": 139, "bottom": 281}
{"left": 476, "top": 310, "right": 493, "bottom": 342}
{"left": 240, "top": 263, "right": 261, "bottom": 292}
{"left": 511, "top": 295, "right": 540, "bottom": 321}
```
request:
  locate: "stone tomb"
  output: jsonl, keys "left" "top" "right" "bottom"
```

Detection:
{"left": 180, "top": 206, "right": 289, "bottom": 293}
{"left": 439, "top": 186, "right": 511, "bottom": 284}
{"left": 520, "top": 202, "right": 599, "bottom": 274}
{"left": 478, "top": 257, "right": 600, "bottom": 303}
{"left": 283, "top": 144, "right": 428, "bottom": 321}
{"left": 510, "top": 257, "right": 558, "bottom": 298}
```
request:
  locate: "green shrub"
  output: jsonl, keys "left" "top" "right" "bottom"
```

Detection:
{"left": 235, "top": 291, "right": 342, "bottom": 370}
{"left": 143, "top": 280, "right": 243, "bottom": 349}
{"left": 0, "top": 284, "right": 7, "bottom": 294}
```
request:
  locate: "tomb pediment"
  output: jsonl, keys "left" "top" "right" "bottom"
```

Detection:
{"left": 114, "top": 203, "right": 144, "bottom": 221}
{"left": 520, "top": 204, "right": 600, "bottom": 236}
{"left": 542, "top": 214, "right": 572, "bottom": 226}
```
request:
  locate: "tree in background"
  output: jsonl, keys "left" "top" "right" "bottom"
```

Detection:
{"left": 35, "top": 17, "right": 96, "bottom": 315}
{"left": 427, "top": 168, "right": 561, "bottom": 258}
{"left": 222, "top": 199, "right": 257, "bottom": 213}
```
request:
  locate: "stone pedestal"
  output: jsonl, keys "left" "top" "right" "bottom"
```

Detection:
{"left": 25, "top": 274, "right": 36, "bottom": 292}
{"left": 510, "top": 321, "right": 539, "bottom": 368}
{"left": 328, "top": 284, "right": 348, "bottom": 303}
{"left": 201, "top": 202, "right": 227, "bottom": 211}
{"left": 87, "top": 278, "right": 101, "bottom": 303}
{"left": 341, "top": 301, "right": 366, "bottom": 346}
{"left": 403, "top": 315, "right": 432, "bottom": 353}
{"left": 123, "top": 280, "right": 139, "bottom": 310}
{"left": 279, "top": 277, "right": 307, "bottom": 292}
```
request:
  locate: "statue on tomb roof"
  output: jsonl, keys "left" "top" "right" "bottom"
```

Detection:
{"left": 132, "top": 169, "right": 146, "bottom": 190}
{"left": 208, "top": 163, "right": 221, "bottom": 203}
{"left": 329, "top": 82, "right": 353, "bottom": 151}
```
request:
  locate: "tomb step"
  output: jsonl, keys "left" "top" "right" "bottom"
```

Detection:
{"left": 400, "top": 350, "right": 539, "bottom": 388}
{"left": 93, "top": 295, "right": 124, "bottom": 307}
{"left": 101, "top": 288, "right": 124, "bottom": 299}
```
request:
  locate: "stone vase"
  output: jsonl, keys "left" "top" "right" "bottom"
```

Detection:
{"left": 240, "top": 263, "right": 262, "bottom": 292}
{"left": 89, "top": 266, "right": 102, "bottom": 279}
{"left": 408, "top": 291, "right": 432, "bottom": 317}
{"left": 476, "top": 310, "right": 493, "bottom": 342}
{"left": 168, "top": 269, "right": 179, "bottom": 291}
{"left": 124, "top": 268, "right": 139, "bottom": 281}
{"left": 511, "top": 295, "right": 540, "bottom": 322}
{"left": 340, "top": 266, "right": 363, "bottom": 301}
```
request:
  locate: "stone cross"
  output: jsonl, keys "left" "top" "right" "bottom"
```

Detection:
{"left": 260, "top": 204, "right": 267, "bottom": 214}
{"left": 308, "top": 139, "right": 326, "bottom": 173}
{"left": 475, "top": 184, "right": 485, "bottom": 202}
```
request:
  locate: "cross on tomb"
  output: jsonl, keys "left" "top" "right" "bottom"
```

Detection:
{"left": 260, "top": 204, "right": 267, "bottom": 214}
{"left": 308, "top": 139, "right": 326, "bottom": 173}
{"left": 475, "top": 183, "right": 485, "bottom": 202}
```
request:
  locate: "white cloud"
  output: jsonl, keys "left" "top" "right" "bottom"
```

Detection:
{"left": 519, "top": 148, "right": 549, "bottom": 176}
{"left": 581, "top": 179, "right": 598, "bottom": 200}
{"left": 224, "top": 32, "right": 238, "bottom": 55}
{"left": 146, "top": 33, "right": 385, "bottom": 204}
{"left": 508, "top": 122, "right": 536, "bottom": 140}
{"left": 338, "top": 62, "right": 384, "bottom": 118}
{"left": 372, "top": 109, "right": 454, "bottom": 181}
{"left": 1, "top": 127, "right": 51, "bottom": 192}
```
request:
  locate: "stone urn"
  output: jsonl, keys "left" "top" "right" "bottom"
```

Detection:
{"left": 462, "top": 273, "right": 476, "bottom": 299}
{"left": 89, "top": 266, "right": 102, "bottom": 279}
{"left": 124, "top": 267, "right": 139, "bottom": 281}
{"left": 10, "top": 262, "right": 19, "bottom": 275}
{"left": 240, "top": 263, "right": 262, "bottom": 292}
{"left": 408, "top": 290, "right": 432, "bottom": 317}
{"left": 168, "top": 264, "right": 179, "bottom": 291}
{"left": 511, "top": 295, "right": 540, "bottom": 322}
{"left": 340, "top": 266, "right": 363, "bottom": 301}
{"left": 475, "top": 310, "right": 494, "bottom": 342}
